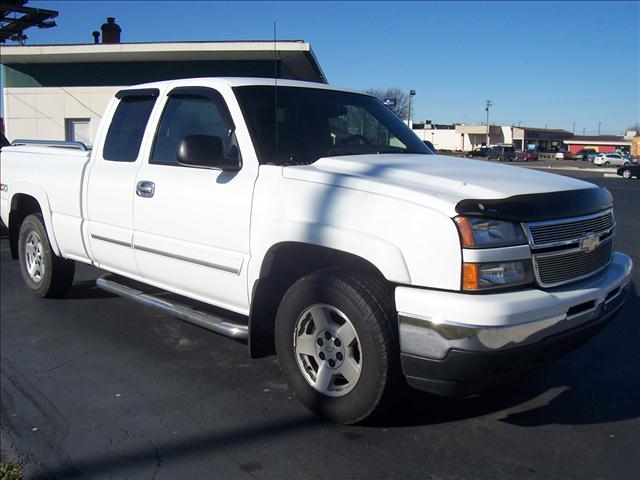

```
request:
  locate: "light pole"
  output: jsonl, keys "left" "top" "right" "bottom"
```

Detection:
{"left": 408, "top": 89, "right": 416, "bottom": 127}
{"left": 484, "top": 100, "right": 492, "bottom": 146}
{"left": 598, "top": 121, "right": 602, "bottom": 135}
{"left": 572, "top": 122, "right": 576, "bottom": 134}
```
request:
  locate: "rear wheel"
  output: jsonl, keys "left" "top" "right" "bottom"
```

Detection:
{"left": 275, "top": 270, "right": 400, "bottom": 424}
{"left": 18, "top": 214, "right": 75, "bottom": 298}
{"left": 623, "top": 169, "right": 632, "bottom": 179}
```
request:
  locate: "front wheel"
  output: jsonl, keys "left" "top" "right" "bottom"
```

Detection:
{"left": 275, "top": 270, "right": 400, "bottom": 424}
{"left": 18, "top": 214, "right": 75, "bottom": 298}
{"left": 623, "top": 169, "right": 632, "bottom": 179}
{"left": 603, "top": 161, "right": 610, "bottom": 167}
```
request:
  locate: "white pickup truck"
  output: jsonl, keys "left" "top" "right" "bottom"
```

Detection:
{"left": 0, "top": 78, "right": 633, "bottom": 423}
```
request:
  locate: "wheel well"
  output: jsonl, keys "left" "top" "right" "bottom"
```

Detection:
{"left": 248, "top": 242, "right": 393, "bottom": 358}
{"left": 8, "top": 194, "right": 42, "bottom": 259}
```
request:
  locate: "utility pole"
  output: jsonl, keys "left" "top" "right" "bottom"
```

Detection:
{"left": 572, "top": 122, "right": 576, "bottom": 134}
{"left": 408, "top": 89, "right": 416, "bottom": 128}
{"left": 583, "top": 128, "right": 585, "bottom": 135}
{"left": 598, "top": 121, "right": 602, "bottom": 135}
{"left": 484, "top": 100, "right": 492, "bottom": 146}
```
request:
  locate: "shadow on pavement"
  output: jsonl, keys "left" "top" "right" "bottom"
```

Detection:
{"left": 61, "top": 280, "right": 117, "bottom": 300}
{"left": 31, "top": 415, "right": 320, "bottom": 480}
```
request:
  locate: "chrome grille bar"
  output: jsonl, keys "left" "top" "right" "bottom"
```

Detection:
{"left": 524, "top": 209, "right": 615, "bottom": 288}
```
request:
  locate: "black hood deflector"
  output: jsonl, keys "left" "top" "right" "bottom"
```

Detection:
{"left": 455, "top": 187, "right": 612, "bottom": 222}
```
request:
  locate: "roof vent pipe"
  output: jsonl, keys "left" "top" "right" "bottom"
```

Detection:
{"left": 101, "top": 17, "right": 121, "bottom": 44}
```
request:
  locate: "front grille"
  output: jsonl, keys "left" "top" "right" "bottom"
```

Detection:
{"left": 525, "top": 209, "right": 615, "bottom": 287}
{"left": 534, "top": 239, "right": 613, "bottom": 287}
{"left": 528, "top": 210, "right": 614, "bottom": 246}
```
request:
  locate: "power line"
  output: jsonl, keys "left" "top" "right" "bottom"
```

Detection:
{"left": 421, "top": 96, "right": 639, "bottom": 107}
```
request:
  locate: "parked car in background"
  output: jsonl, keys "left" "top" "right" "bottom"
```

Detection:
{"left": 593, "top": 152, "right": 631, "bottom": 167}
{"left": 515, "top": 150, "right": 538, "bottom": 161}
{"left": 468, "top": 146, "right": 489, "bottom": 158}
{"left": 487, "top": 145, "right": 515, "bottom": 161}
{"left": 616, "top": 164, "right": 640, "bottom": 179}
{"left": 573, "top": 148, "right": 597, "bottom": 161}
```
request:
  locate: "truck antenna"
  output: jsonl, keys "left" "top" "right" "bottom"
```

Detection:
{"left": 273, "top": 21, "right": 279, "bottom": 161}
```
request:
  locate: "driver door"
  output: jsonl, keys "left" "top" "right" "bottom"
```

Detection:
{"left": 132, "top": 87, "right": 256, "bottom": 314}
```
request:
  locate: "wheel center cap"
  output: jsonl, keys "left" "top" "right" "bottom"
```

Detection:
{"left": 315, "top": 330, "right": 345, "bottom": 369}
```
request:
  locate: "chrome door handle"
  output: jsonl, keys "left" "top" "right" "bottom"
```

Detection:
{"left": 136, "top": 181, "right": 155, "bottom": 198}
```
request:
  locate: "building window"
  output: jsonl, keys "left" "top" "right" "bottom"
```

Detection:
{"left": 65, "top": 118, "right": 91, "bottom": 146}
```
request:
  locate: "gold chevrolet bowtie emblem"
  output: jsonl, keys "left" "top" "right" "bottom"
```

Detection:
{"left": 580, "top": 233, "right": 600, "bottom": 253}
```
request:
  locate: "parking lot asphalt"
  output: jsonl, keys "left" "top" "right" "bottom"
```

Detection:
{"left": 1, "top": 170, "right": 639, "bottom": 480}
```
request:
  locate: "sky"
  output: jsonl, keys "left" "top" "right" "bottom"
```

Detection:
{"left": 4, "top": 0, "right": 640, "bottom": 134}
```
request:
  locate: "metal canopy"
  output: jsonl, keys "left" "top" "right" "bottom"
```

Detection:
{"left": 0, "top": 0, "right": 58, "bottom": 43}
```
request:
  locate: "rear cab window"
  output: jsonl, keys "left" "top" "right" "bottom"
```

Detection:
{"left": 103, "top": 89, "right": 159, "bottom": 162}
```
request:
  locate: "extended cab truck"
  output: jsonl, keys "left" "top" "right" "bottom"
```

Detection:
{"left": 0, "top": 78, "right": 633, "bottom": 424}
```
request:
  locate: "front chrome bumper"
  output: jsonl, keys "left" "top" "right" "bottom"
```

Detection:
{"left": 396, "top": 252, "right": 633, "bottom": 396}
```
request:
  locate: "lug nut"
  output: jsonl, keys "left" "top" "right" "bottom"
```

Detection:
{"left": 334, "top": 338, "right": 342, "bottom": 347}
{"left": 328, "top": 359, "right": 335, "bottom": 367}
{"left": 336, "top": 352, "right": 343, "bottom": 361}
{"left": 325, "top": 332, "right": 331, "bottom": 340}
{"left": 319, "top": 352, "right": 326, "bottom": 360}
{"left": 317, "top": 338, "right": 323, "bottom": 346}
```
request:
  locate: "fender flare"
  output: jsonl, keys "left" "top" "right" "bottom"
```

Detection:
{"left": 247, "top": 220, "right": 411, "bottom": 301}
{"left": 9, "top": 182, "right": 62, "bottom": 256}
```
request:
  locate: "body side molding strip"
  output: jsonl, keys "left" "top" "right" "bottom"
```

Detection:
{"left": 90, "top": 234, "right": 132, "bottom": 248}
{"left": 133, "top": 244, "right": 241, "bottom": 275}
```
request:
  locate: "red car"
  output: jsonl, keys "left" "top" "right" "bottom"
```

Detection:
{"left": 515, "top": 150, "right": 538, "bottom": 161}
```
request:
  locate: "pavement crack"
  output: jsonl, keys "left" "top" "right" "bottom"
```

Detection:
{"left": 38, "top": 349, "right": 95, "bottom": 374}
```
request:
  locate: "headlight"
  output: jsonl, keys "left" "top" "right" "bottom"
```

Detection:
{"left": 462, "top": 261, "right": 533, "bottom": 291}
{"left": 454, "top": 216, "right": 527, "bottom": 248}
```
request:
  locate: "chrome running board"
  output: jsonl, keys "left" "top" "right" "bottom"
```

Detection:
{"left": 96, "top": 274, "right": 248, "bottom": 340}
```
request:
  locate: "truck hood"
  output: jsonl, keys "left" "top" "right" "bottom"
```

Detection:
{"left": 282, "top": 154, "right": 597, "bottom": 218}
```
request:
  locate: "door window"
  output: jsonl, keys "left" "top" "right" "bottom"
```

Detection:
{"left": 151, "top": 95, "right": 233, "bottom": 166}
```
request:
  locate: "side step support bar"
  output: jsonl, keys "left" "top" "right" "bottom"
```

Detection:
{"left": 96, "top": 274, "right": 248, "bottom": 340}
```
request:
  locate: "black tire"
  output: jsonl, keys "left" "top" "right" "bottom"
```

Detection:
{"left": 622, "top": 169, "right": 631, "bottom": 179}
{"left": 275, "top": 270, "right": 400, "bottom": 424}
{"left": 603, "top": 161, "right": 610, "bottom": 167}
{"left": 18, "top": 214, "right": 75, "bottom": 298}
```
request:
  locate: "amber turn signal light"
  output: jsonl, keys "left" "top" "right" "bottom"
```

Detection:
{"left": 462, "top": 263, "right": 479, "bottom": 290}
{"left": 454, "top": 216, "right": 475, "bottom": 248}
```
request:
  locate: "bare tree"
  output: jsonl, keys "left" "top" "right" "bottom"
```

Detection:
{"left": 626, "top": 124, "right": 640, "bottom": 132}
{"left": 366, "top": 87, "right": 410, "bottom": 120}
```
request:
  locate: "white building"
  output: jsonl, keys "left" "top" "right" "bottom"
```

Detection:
{"left": 413, "top": 123, "right": 572, "bottom": 152}
{"left": 1, "top": 40, "right": 326, "bottom": 145}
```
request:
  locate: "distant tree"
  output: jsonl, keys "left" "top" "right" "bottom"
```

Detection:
{"left": 366, "top": 87, "right": 410, "bottom": 120}
{"left": 626, "top": 124, "right": 640, "bottom": 132}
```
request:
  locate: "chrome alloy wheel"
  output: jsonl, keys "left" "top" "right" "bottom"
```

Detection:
{"left": 293, "top": 304, "right": 362, "bottom": 397}
{"left": 24, "top": 230, "right": 45, "bottom": 283}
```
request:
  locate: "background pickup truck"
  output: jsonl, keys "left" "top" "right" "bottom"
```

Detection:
{"left": 0, "top": 78, "right": 633, "bottom": 424}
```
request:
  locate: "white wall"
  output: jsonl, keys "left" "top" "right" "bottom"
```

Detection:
{"left": 3, "top": 86, "right": 118, "bottom": 145}
{"left": 415, "top": 128, "right": 463, "bottom": 151}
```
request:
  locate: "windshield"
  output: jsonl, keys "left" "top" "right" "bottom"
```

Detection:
{"left": 233, "top": 86, "right": 431, "bottom": 165}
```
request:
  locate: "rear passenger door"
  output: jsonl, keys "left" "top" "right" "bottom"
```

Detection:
{"left": 132, "top": 86, "right": 257, "bottom": 314}
{"left": 86, "top": 89, "right": 158, "bottom": 276}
